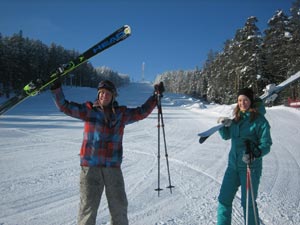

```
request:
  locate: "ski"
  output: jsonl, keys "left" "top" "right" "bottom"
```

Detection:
{"left": 198, "top": 71, "right": 300, "bottom": 144}
{"left": 197, "top": 124, "right": 224, "bottom": 144}
{"left": 0, "top": 25, "right": 131, "bottom": 116}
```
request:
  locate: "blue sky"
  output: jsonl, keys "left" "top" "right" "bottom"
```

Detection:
{"left": 0, "top": 0, "right": 293, "bottom": 82}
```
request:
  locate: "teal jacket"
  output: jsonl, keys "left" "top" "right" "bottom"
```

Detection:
{"left": 219, "top": 103, "right": 272, "bottom": 169}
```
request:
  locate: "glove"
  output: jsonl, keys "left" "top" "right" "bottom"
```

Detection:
{"left": 217, "top": 117, "right": 232, "bottom": 127}
{"left": 50, "top": 65, "right": 66, "bottom": 90}
{"left": 50, "top": 79, "right": 62, "bottom": 90}
{"left": 242, "top": 153, "right": 255, "bottom": 164}
{"left": 154, "top": 82, "right": 165, "bottom": 97}
{"left": 243, "top": 140, "right": 262, "bottom": 164}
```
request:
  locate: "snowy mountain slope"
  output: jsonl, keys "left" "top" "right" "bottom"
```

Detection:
{"left": 0, "top": 83, "right": 299, "bottom": 225}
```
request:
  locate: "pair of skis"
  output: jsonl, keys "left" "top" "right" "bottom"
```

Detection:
{"left": 198, "top": 71, "right": 300, "bottom": 144}
{"left": 0, "top": 25, "right": 131, "bottom": 116}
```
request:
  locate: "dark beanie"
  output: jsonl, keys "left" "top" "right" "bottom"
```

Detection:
{"left": 97, "top": 80, "right": 117, "bottom": 96}
{"left": 238, "top": 88, "right": 254, "bottom": 103}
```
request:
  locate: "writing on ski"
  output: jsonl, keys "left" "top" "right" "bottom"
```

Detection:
{"left": 0, "top": 25, "right": 131, "bottom": 116}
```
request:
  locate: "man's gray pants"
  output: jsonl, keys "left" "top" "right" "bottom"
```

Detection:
{"left": 77, "top": 166, "right": 128, "bottom": 225}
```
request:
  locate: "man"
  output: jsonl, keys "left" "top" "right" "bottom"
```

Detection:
{"left": 51, "top": 80, "right": 164, "bottom": 225}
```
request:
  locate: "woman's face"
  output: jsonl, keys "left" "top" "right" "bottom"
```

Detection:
{"left": 98, "top": 88, "right": 113, "bottom": 106}
{"left": 238, "top": 95, "right": 251, "bottom": 111}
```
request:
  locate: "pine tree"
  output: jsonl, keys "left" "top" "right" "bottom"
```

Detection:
{"left": 232, "top": 17, "right": 263, "bottom": 94}
{"left": 262, "top": 10, "right": 290, "bottom": 84}
{"left": 288, "top": 0, "right": 300, "bottom": 74}
{"left": 287, "top": 0, "right": 300, "bottom": 99}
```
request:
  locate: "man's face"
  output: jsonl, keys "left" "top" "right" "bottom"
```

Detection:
{"left": 98, "top": 88, "right": 113, "bottom": 107}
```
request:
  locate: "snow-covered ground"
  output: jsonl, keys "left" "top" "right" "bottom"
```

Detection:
{"left": 0, "top": 82, "right": 299, "bottom": 225}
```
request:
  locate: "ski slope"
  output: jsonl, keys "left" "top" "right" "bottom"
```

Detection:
{"left": 0, "top": 82, "right": 299, "bottom": 225}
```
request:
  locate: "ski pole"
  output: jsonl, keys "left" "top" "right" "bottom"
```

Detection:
{"left": 245, "top": 140, "right": 259, "bottom": 225}
{"left": 157, "top": 94, "right": 175, "bottom": 193}
{"left": 155, "top": 93, "right": 163, "bottom": 196}
{"left": 247, "top": 164, "right": 259, "bottom": 225}
{"left": 246, "top": 164, "right": 250, "bottom": 225}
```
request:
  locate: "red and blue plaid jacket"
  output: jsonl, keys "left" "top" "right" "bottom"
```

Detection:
{"left": 52, "top": 87, "right": 157, "bottom": 168}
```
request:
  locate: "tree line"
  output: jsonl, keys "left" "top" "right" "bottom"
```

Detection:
{"left": 0, "top": 31, "right": 129, "bottom": 97}
{"left": 155, "top": 0, "right": 300, "bottom": 105}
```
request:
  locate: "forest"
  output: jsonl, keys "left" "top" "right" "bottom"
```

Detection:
{"left": 1, "top": 1, "right": 300, "bottom": 105}
{"left": 155, "top": 0, "right": 300, "bottom": 105}
{"left": 0, "top": 32, "right": 129, "bottom": 97}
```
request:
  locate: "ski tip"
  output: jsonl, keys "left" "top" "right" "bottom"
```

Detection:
{"left": 124, "top": 25, "right": 131, "bottom": 35}
{"left": 199, "top": 136, "right": 209, "bottom": 144}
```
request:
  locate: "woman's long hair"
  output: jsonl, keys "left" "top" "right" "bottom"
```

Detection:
{"left": 233, "top": 104, "right": 259, "bottom": 122}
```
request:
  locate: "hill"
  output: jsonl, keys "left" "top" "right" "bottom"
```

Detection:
{"left": 0, "top": 83, "right": 299, "bottom": 224}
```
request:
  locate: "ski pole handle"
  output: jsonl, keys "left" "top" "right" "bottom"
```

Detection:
{"left": 154, "top": 82, "right": 165, "bottom": 96}
{"left": 244, "top": 140, "right": 254, "bottom": 164}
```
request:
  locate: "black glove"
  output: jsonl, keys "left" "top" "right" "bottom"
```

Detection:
{"left": 154, "top": 82, "right": 165, "bottom": 97}
{"left": 50, "top": 79, "right": 62, "bottom": 90}
{"left": 243, "top": 140, "right": 262, "bottom": 164}
{"left": 50, "top": 64, "right": 67, "bottom": 90}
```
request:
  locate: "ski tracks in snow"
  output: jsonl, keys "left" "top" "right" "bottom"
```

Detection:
{"left": 122, "top": 100, "right": 246, "bottom": 225}
{"left": 259, "top": 107, "right": 300, "bottom": 224}
{"left": 0, "top": 114, "right": 81, "bottom": 225}
{"left": 1, "top": 86, "right": 300, "bottom": 225}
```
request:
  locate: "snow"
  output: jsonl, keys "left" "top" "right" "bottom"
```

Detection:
{"left": 284, "top": 31, "right": 292, "bottom": 39}
{"left": 1, "top": 82, "right": 300, "bottom": 225}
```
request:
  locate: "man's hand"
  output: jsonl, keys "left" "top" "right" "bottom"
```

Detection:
{"left": 154, "top": 82, "right": 165, "bottom": 97}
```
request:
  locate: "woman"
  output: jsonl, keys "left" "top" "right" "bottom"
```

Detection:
{"left": 217, "top": 88, "right": 272, "bottom": 225}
